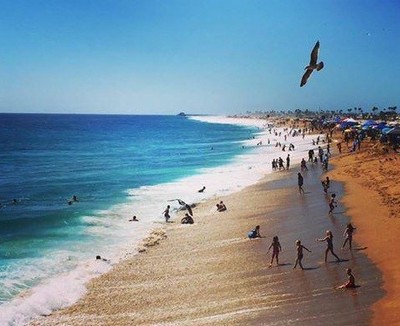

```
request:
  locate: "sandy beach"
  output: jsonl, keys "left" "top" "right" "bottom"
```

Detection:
{"left": 329, "top": 138, "right": 400, "bottom": 325}
{"left": 30, "top": 130, "right": 393, "bottom": 325}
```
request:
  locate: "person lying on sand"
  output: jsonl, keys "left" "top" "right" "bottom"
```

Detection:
{"left": 198, "top": 186, "right": 206, "bottom": 193}
{"left": 336, "top": 268, "right": 356, "bottom": 289}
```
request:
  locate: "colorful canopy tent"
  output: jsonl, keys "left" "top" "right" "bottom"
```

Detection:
{"left": 340, "top": 118, "right": 359, "bottom": 129}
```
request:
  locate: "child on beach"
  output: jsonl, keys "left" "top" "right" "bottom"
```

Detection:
{"left": 248, "top": 225, "right": 262, "bottom": 239}
{"left": 317, "top": 230, "right": 341, "bottom": 262}
{"left": 293, "top": 240, "right": 311, "bottom": 270}
{"left": 297, "top": 172, "right": 305, "bottom": 194}
{"left": 216, "top": 201, "right": 227, "bottom": 212}
{"left": 163, "top": 205, "right": 171, "bottom": 222}
{"left": 321, "top": 176, "right": 330, "bottom": 194}
{"left": 342, "top": 223, "right": 356, "bottom": 250}
{"left": 325, "top": 176, "right": 330, "bottom": 188}
{"left": 321, "top": 181, "right": 329, "bottom": 194}
{"left": 328, "top": 193, "right": 337, "bottom": 214}
{"left": 336, "top": 268, "right": 356, "bottom": 289}
{"left": 267, "top": 236, "right": 282, "bottom": 267}
{"left": 181, "top": 213, "right": 194, "bottom": 224}
{"left": 300, "top": 158, "right": 308, "bottom": 171}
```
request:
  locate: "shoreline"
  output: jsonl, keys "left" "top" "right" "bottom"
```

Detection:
{"left": 31, "top": 154, "right": 385, "bottom": 325}
{"left": 24, "top": 116, "right": 398, "bottom": 325}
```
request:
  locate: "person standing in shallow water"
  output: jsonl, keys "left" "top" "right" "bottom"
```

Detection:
{"left": 293, "top": 240, "right": 311, "bottom": 270}
{"left": 342, "top": 223, "right": 356, "bottom": 250}
{"left": 317, "top": 230, "right": 341, "bottom": 262}
{"left": 328, "top": 193, "right": 337, "bottom": 214}
{"left": 267, "top": 236, "right": 282, "bottom": 267}
{"left": 286, "top": 154, "right": 290, "bottom": 170}
{"left": 297, "top": 172, "right": 304, "bottom": 194}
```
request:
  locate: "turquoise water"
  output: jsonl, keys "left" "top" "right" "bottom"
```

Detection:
{"left": 0, "top": 114, "right": 257, "bottom": 321}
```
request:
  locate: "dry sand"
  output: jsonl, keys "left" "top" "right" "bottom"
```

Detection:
{"left": 329, "top": 138, "right": 400, "bottom": 325}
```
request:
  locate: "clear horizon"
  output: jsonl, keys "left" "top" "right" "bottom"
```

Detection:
{"left": 1, "top": 1, "right": 399, "bottom": 115}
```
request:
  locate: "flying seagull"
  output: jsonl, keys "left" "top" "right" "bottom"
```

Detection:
{"left": 168, "top": 199, "right": 193, "bottom": 216}
{"left": 300, "top": 41, "right": 324, "bottom": 87}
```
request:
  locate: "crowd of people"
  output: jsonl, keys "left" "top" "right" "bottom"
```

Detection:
{"left": 130, "top": 123, "right": 360, "bottom": 290}
{"left": 254, "top": 125, "right": 360, "bottom": 289}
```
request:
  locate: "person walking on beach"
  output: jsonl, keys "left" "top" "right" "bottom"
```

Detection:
{"left": 163, "top": 205, "right": 171, "bottom": 222}
{"left": 267, "top": 236, "right": 282, "bottom": 267}
{"left": 337, "top": 141, "right": 342, "bottom": 154}
{"left": 336, "top": 268, "right": 356, "bottom": 289}
{"left": 286, "top": 154, "right": 290, "bottom": 170}
{"left": 297, "top": 173, "right": 305, "bottom": 194}
{"left": 321, "top": 176, "right": 330, "bottom": 194}
{"left": 317, "top": 230, "right": 341, "bottom": 262}
{"left": 278, "top": 157, "right": 284, "bottom": 170}
{"left": 328, "top": 193, "right": 337, "bottom": 214}
{"left": 325, "top": 176, "right": 330, "bottom": 188}
{"left": 293, "top": 240, "right": 311, "bottom": 270}
{"left": 300, "top": 158, "right": 308, "bottom": 171}
{"left": 342, "top": 223, "right": 356, "bottom": 250}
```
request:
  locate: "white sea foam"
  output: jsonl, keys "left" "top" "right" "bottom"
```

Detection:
{"left": 0, "top": 115, "right": 326, "bottom": 326}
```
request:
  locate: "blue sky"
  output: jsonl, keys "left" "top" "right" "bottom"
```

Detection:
{"left": 0, "top": 0, "right": 399, "bottom": 114}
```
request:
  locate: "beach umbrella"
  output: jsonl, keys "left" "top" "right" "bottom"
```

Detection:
{"left": 343, "top": 118, "right": 358, "bottom": 123}
{"left": 362, "top": 119, "right": 377, "bottom": 126}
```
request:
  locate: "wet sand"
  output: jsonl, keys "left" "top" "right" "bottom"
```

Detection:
{"left": 31, "top": 162, "right": 383, "bottom": 325}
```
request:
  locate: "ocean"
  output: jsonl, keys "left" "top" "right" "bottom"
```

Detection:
{"left": 0, "top": 113, "right": 269, "bottom": 324}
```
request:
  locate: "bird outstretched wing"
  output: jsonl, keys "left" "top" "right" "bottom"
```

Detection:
{"left": 309, "top": 41, "right": 320, "bottom": 65}
{"left": 300, "top": 69, "right": 313, "bottom": 87}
